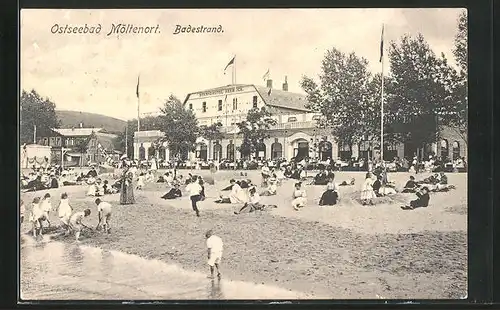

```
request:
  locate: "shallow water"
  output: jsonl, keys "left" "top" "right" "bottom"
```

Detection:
{"left": 20, "top": 235, "right": 308, "bottom": 301}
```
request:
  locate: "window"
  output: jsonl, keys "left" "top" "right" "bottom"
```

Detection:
{"left": 218, "top": 100, "right": 223, "bottom": 111}
{"left": 452, "top": 141, "right": 460, "bottom": 160}
{"left": 232, "top": 98, "right": 238, "bottom": 110}
{"left": 227, "top": 143, "right": 235, "bottom": 161}
{"left": 252, "top": 96, "right": 258, "bottom": 108}
{"left": 56, "top": 137, "right": 61, "bottom": 146}
{"left": 189, "top": 103, "right": 193, "bottom": 110}
{"left": 440, "top": 139, "right": 449, "bottom": 160}
{"left": 202, "top": 102, "right": 207, "bottom": 113}
{"left": 287, "top": 117, "right": 298, "bottom": 122}
{"left": 43, "top": 138, "right": 48, "bottom": 146}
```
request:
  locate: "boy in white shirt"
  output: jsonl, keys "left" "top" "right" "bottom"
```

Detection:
{"left": 40, "top": 193, "right": 52, "bottom": 227}
{"left": 95, "top": 198, "right": 112, "bottom": 233}
{"left": 185, "top": 176, "right": 203, "bottom": 217}
{"left": 205, "top": 230, "right": 223, "bottom": 279}
{"left": 57, "top": 192, "right": 73, "bottom": 234}
{"left": 69, "top": 208, "right": 91, "bottom": 242}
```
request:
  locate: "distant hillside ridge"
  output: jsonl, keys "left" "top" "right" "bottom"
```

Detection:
{"left": 56, "top": 110, "right": 127, "bottom": 134}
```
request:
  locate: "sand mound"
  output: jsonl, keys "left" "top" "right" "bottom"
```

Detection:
{"left": 346, "top": 191, "right": 408, "bottom": 206}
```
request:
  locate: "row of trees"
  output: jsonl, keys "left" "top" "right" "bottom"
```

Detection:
{"left": 300, "top": 11, "right": 467, "bottom": 157}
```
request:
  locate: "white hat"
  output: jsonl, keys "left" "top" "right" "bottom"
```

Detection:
{"left": 120, "top": 154, "right": 128, "bottom": 160}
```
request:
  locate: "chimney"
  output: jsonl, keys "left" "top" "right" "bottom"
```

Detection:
{"left": 266, "top": 79, "right": 273, "bottom": 89}
{"left": 282, "top": 76, "right": 288, "bottom": 91}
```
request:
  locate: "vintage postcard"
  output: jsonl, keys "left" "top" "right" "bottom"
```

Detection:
{"left": 19, "top": 8, "right": 468, "bottom": 300}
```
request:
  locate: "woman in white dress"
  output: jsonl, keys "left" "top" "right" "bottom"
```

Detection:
{"left": 292, "top": 182, "right": 307, "bottom": 211}
{"left": 360, "top": 172, "right": 375, "bottom": 205}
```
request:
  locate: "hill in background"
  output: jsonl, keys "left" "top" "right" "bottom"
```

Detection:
{"left": 56, "top": 110, "right": 127, "bottom": 134}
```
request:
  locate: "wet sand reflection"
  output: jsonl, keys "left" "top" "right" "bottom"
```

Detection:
{"left": 20, "top": 236, "right": 307, "bottom": 300}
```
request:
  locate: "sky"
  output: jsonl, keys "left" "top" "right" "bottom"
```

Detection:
{"left": 21, "top": 8, "right": 465, "bottom": 120}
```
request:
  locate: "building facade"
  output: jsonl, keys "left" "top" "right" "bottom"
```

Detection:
{"left": 133, "top": 78, "right": 467, "bottom": 163}
{"left": 36, "top": 126, "right": 119, "bottom": 167}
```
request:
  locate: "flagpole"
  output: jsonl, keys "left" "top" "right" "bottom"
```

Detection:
{"left": 125, "top": 125, "right": 128, "bottom": 156}
{"left": 232, "top": 55, "right": 236, "bottom": 84}
{"left": 137, "top": 75, "right": 141, "bottom": 132}
{"left": 380, "top": 24, "right": 385, "bottom": 166}
{"left": 137, "top": 96, "right": 141, "bottom": 132}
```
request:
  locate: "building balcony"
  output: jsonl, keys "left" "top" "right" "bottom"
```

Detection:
{"left": 221, "top": 121, "right": 317, "bottom": 133}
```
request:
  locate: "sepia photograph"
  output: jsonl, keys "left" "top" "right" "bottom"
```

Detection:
{"left": 19, "top": 8, "right": 468, "bottom": 300}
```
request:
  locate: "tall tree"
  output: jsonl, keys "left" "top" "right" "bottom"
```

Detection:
{"left": 158, "top": 95, "right": 199, "bottom": 174}
{"left": 236, "top": 107, "right": 276, "bottom": 159}
{"left": 453, "top": 10, "right": 467, "bottom": 76}
{"left": 438, "top": 10, "right": 468, "bottom": 147}
{"left": 20, "top": 89, "right": 60, "bottom": 144}
{"left": 74, "top": 137, "right": 90, "bottom": 167}
{"left": 301, "top": 48, "right": 374, "bottom": 152}
{"left": 386, "top": 34, "right": 454, "bottom": 154}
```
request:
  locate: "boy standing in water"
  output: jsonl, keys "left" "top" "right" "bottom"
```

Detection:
{"left": 205, "top": 230, "right": 223, "bottom": 279}
{"left": 95, "top": 198, "right": 112, "bottom": 233}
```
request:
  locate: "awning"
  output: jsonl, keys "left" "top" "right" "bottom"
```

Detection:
{"left": 66, "top": 152, "right": 82, "bottom": 157}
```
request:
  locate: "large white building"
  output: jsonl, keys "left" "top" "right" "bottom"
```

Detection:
{"left": 134, "top": 78, "right": 467, "bottom": 163}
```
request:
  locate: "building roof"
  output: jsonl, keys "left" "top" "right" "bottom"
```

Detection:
{"left": 183, "top": 83, "right": 311, "bottom": 112}
{"left": 253, "top": 85, "right": 310, "bottom": 112}
{"left": 52, "top": 128, "right": 104, "bottom": 137}
{"left": 95, "top": 132, "right": 118, "bottom": 151}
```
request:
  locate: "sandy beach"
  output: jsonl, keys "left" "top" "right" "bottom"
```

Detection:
{"left": 20, "top": 169, "right": 467, "bottom": 299}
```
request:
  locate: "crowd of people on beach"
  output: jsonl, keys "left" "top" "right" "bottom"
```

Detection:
{"left": 20, "top": 153, "right": 461, "bottom": 280}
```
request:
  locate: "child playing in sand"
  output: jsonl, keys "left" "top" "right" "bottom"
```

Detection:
{"left": 40, "top": 193, "right": 52, "bottom": 227}
{"left": 57, "top": 193, "right": 73, "bottom": 234}
{"left": 69, "top": 208, "right": 92, "bottom": 242}
{"left": 95, "top": 198, "right": 112, "bottom": 234}
{"left": 29, "top": 197, "right": 44, "bottom": 239}
{"left": 205, "top": 230, "right": 223, "bottom": 279}
{"left": 292, "top": 182, "right": 307, "bottom": 211}
{"left": 137, "top": 173, "right": 145, "bottom": 190}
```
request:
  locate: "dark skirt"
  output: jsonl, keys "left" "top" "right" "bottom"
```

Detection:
{"left": 120, "top": 182, "right": 135, "bottom": 204}
{"left": 319, "top": 190, "right": 338, "bottom": 206}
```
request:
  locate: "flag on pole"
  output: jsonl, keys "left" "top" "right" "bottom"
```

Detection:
{"left": 268, "top": 88, "right": 272, "bottom": 96}
{"left": 379, "top": 24, "right": 384, "bottom": 63}
{"left": 136, "top": 75, "right": 140, "bottom": 98}
{"left": 223, "top": 56, "right": 235, "bottom": 74}
{"left": 262, "top": 69, "right": 270, "bottom": 81}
